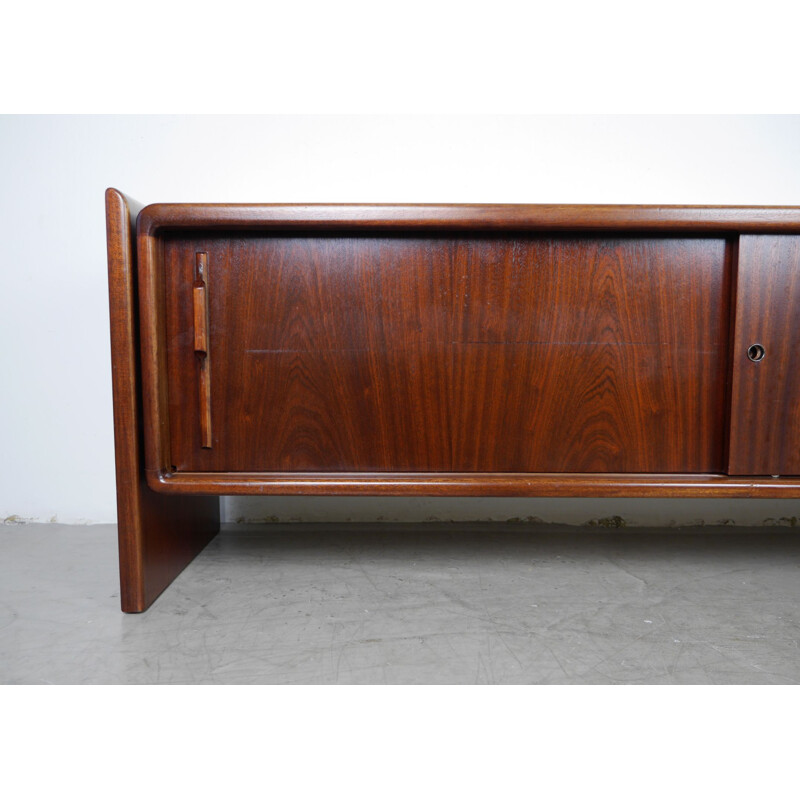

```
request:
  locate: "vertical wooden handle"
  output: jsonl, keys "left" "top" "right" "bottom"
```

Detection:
{"left": 193, "top": 285, "right": 209, "bottom": 354}
{"left": 195, "top": 253, "right": 212, "bottom": 448}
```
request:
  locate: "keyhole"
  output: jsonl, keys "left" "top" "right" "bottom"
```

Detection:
{"left": 747, "top": 343, "right": 765, "bottom": 362}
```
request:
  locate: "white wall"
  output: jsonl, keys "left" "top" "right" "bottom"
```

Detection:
{"left": 2, "top": 115, "right": 800, "bottom": 525}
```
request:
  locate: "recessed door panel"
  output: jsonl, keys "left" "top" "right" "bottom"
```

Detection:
{"left": 728, "top": 236, "right": 800, "bottom": 475}
{"left": 162, "top": 235, "right": 730, "bottom": 473}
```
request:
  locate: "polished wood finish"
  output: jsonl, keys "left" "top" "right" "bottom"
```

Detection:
{"left": 728, "top": 236, "right": 800, "bottom": 475}
{"left": 139, "top": 204, "right": 800, "bottom": 235}
{"left": 159, "top": 235, "right": 730, "bottom": 475}
{"left": 133, "top": 201, "right": 800, "bottom": 496}
{"left": 154, "top": 471, "right": 800, "bottom": 498}
{"left": 107, "top": 195, "right": 800, "bottom": 609}
{"left": 192, "top": 252, "right": 212, "bottom": 448}
{"left": 106, "top": 189, "right": 219, "bottom": 613}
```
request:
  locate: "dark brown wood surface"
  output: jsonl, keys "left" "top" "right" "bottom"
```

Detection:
{"left": 152, "top": 471, "right": 800, "bottom": 498}
{"left": 138, "top": 204, "right": 800, "bottom": 235}
{"left": 728, "top": 236, "right": 800, "bottom": 475}
{"left": 106, "top": 188, "right": 219, "bottom": 612}
{"left": 113, "top": 198, "right": 800, "bottom": 611}
{"left": 158, "top": 234, "right": 730, "bottom": 475}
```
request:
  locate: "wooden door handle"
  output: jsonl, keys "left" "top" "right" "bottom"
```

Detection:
{"left": 195, "top": 253, "right": 212, "bottom": 448}
{"left": 193, "top": 285, "right": 209, "bottom": 355}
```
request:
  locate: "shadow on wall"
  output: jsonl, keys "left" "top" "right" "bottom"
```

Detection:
{"left": 222, "top": 497, "right": 800, "bottom": 528}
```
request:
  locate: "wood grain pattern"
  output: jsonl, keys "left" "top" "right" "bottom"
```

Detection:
{"left": 192, "top": 286, "right": 208, "bottom": 354}
{"left": 193, "top": 252, "right": 212, "bottom": 448}
{"left": 138, "top": 204, "right": 800, "bottom": 235}
{"left": 113, "top": 198, "right": 800, "bottom": 612}
{"left": 153, "top": 471, "right": 800, "bottom": 499}
{"left": 728, "top": 236, "right": 800, "bottom": 475}
{"left": 160, "top": 235, "right": 730, "bottom": 475}
{"left": 106, "top": 188, "right": 219, "bottom": 612}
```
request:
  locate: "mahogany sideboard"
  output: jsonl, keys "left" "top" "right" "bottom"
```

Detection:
{"left": 106, "top": 189, "right": 800, "bottom": 611}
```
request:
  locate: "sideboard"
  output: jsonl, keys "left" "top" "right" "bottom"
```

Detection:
{"left": 106, "top": 189, "right": 800, "bottom": 611}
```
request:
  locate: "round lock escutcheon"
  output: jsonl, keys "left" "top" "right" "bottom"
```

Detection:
{"left": 747, "top": 343, "right": 765, "bottom": 362}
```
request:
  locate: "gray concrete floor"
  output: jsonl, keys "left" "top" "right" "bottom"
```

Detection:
{"left": 1, "top": 522, "right": 800, "bottom": 684}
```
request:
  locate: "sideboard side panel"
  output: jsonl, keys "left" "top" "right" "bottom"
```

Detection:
{"left": 106, "top": 188, "right": 219, "bottom": 613}
{"left": 728, "top": 235, "right": 800, "bottom": 475}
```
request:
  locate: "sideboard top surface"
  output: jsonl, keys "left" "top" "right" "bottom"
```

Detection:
{"left": 137, "top": 203, "right": 800, "bottom": 235}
